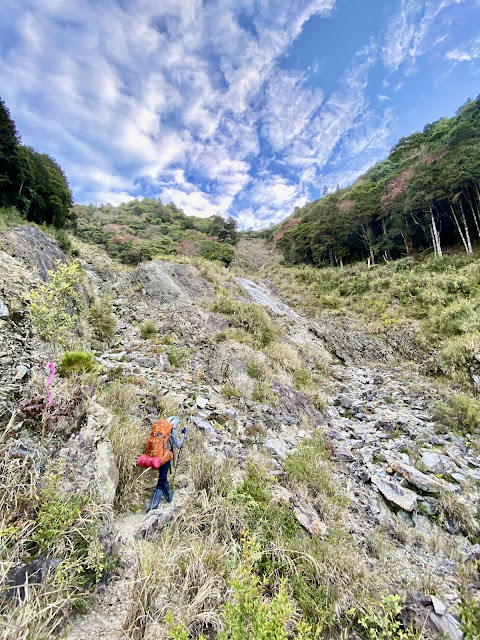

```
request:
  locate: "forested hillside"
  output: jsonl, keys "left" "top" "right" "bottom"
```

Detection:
{"left": 0, "top": 98, "right": 73, "bottom": 228}
{"left": 71, "top": 201, "right": 238, "bottom": 265}
{"left": 271, "top": 95, "right": 480, "bottom": 266}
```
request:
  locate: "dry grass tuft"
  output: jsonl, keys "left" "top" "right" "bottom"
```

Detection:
{"left": 264, "top": 342, "right": 303, "bottom": 373}
{"left": 439, "top": 492, "right": 480, "bottom": 538}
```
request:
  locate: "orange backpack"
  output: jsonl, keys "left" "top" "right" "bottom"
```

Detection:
{"left": 137, "top": 419, "right": 174, "bottom": 469}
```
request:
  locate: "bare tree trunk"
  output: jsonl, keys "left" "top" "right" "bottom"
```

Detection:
{"left": 430, "top": 223, "right": 437, "bottom": 257}
{"left": 401, "top": 232, "right": 410, "bottom": 254}
{"left": 339, "top": 257, "right": 344, "bottom": 268}
{"left": 450, "top": 203, "right": 470, "bottom": 253}
{"left": 381, "top": 219, "right": 391, "bottom": 260}
{"left": 431, "top": 209, "right": 442, "bottom": 258}
{"left": 464, "top": 189, "right": 480, "bottom": 239}
{"left": 459, "top": 199, "right": 473, "bottom": 253}
{"left": 18, "top": 180, "right": 23, "bottom": 196}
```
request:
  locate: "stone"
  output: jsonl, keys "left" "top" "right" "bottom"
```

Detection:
{"left": 3, "top": 225, "right": 67, "bottom": 281}
{"left": 418, "top": 497, "right": 440, "bottom": 516}
{"left": 196, "top": 396, "right": 208, "bottom": 409}
{"left": 400, "top": 594, "right": 463, "bottom": 640}
{"left": 191, "top": 416, "right": 217, "bottom": 439}
{"left": 375, "top": 420, "right": 394, "bottom": 433}
{"left": 331, "top": 447, "right": 356, "bottom": 463}
{"left": 138, "top": 503, "right": 183, "bottom": 539}
{"left": 421, "top": 451, "right": 455, "bottom": 475}
{"left": 430, "top": 595, "right": 447, "bottom": 616}
{"left": 336, "top": 394, "right": 353, "bottom": 409}
{"left": 86, "top": 399, "right": 113, "bottom": 437}
{"left": 350, "top": 462, "right": 371, "bottom": 483}
{"left": 263, "top": 438, "right": 288, "bottom": 460}
{"left": 412, "top": 513, "right": 433, "bottom": 536}
{"left": 0, "top": 297, "right": 9, "bottom": 319}
{"left": 14, "top": 364, "right": 29, "bottom": 380}
{"left": 270, "top": 486, "right": 328, "bottom": 537}
{"left": 95, "top": 440, "right": 119, "bottom": 505}
{"left": 371, "top": 475, "right": 418, "bottom": 511}
{"left": 388, "top": 459, "right": 458, "bottom": 494}
{"left": 373, "top": 375, "right": 384, "bottom": 385}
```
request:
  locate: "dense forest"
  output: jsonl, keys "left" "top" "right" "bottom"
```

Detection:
{"left": 71, "top": 201, "right": 239, "bottom": 265}
{"left": 269, "top": 95, "right": 480, "bottom": 267}
{"left": 0, "top": 98, "right": 73, "bottom": 228}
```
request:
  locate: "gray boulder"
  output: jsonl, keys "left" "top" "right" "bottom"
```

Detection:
{"left": 372, "top": 475, "right": 418, "bottom": 511}
{"left": 3, "top": 225, "right": 67, "bottom": 281}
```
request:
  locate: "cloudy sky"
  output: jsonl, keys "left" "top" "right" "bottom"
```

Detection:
{"left": 1, "top": 0, "right": 480, "bottom": 228}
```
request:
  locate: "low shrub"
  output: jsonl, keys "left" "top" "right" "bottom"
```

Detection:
{"left": 167, "top": 345, "right": 186, "bottom": 369}
{"left": 212, "top": 290, "right": 278, "bottom": 348}
{"left": 89, "top": 297, "right": 117, "bottom": 342}
{"left": 139, "top": 320, "right": 157, "bottom": 339}
{"left": 358, "top": 594, "right": 417, "bottom": 639}
{"left": 0, "top": 460, "right": 111, "bottom": 639}
{"left": 434, "top": 393, "right": 480, "bottom": 435}
{"left": 58, "top": 350, "right": 97, "bottom": 377}
{"left": 247, "top": 360, "right": 268, "bottom": 380}
{"left": 251, "top": 381, "right": 278, "bottom": 405}
{"left": 439, "top": 492, "right": 479, "bottom": 539}
{"left": 222, "top": 384, "right": 242, "bottom": 399}
{"left": 264, "top": 342, "right": 303, "bottom": 372}
{"left": 459, "top": 584, "right": 480, "bottom": 640}
{"left": 54, "top": 228, "right": 72, "bottom": 254}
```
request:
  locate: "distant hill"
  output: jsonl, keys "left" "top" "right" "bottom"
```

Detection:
{"left": 267, "top": 95, "right": 480, "bottom": 267}
{"left": 69, "top": 199, "right": 238, "bottom": 265}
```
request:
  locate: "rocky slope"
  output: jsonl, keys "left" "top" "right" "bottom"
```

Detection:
{"left": 1, "top": 225, "right": 479, "bottom": 639}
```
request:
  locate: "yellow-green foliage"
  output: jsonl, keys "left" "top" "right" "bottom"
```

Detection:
{"left": 218, "top": 535, "right": 313, "bottom": 640}
{"left": 264, "top": 341, "right": 303, "bottom": 372}
{"left": 89, "top": 296, "right": 117, "bottom": 342}
{"left": 29, "top": 259, "right": 81, "bottom": 352}
{"left": 167, "top": 345, "right": 186, "bottom": 369}
{"left": 459, "top": 584, "right": 480, "bottom": 640}
{"left": 0, "top": 458, "right": 109, "bottom": 639}
{"left": 139, "top": 319, "right": 157, "bottom": 338}
{"left": 358, "top": 594, "right": 417, "bottom": 639}
{"left": 58, "top": 350, "right": 97, "bottom": 377}
{"left": 269, "top": 252, "right": 480, "bottom": 387}
{"left": 434, "top": 393, "right": 480, "bottom": 435}
{"left": 252, "top": 380, "right": 278, "bottom": 405}
{"left": 212, "top": 289, "right": 278, "bottom": 347}
{"left": 0, "top": 205, "right": 25, "bottom": 230}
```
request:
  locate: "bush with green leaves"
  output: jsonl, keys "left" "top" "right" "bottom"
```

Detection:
{"left": 358, "top": 594, "right": 417, "bottom": 640}
{"left": 29, "top": 259, "right": 81, "bottom": 354}
{"left": 89, "top": 297, "right": 117, "bottom": 342}
{"left": 139, "top": 319, "right": 158, "bottom": 339}
{"left": 218, "top": 536, "right": 313, "bottom": 640}
{"left": 58, "top": 350, "right": 97, "bottom": 377}
{"left": 434, "top": 393, "right": 480, "bottom": 435}
{"left": 201, "top": 240, "right": 235, "bottom": 266}
{"left": 0, "top": 459, "right": 112, "bottom": 638}
{"left": 212, "top": 290, "right": 278, "bottom": 348}
{"left": 251, "top": 380, "right": 278, "bottom": 405}
{"left": 167, "top": 345, "right": 186, "bottom": 369}
{"left": 459, "top": 584, "right": 480, "bottom": 640}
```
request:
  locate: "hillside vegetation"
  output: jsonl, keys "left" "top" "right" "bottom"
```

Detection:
{"left": 70, "top": 201, "right": 239, "bottom": 265}
{"left": 270, "top": 95, "right": 480, "bottom": 267}
{"left": 0, "top": 98, "right": 73, "bottom": 228}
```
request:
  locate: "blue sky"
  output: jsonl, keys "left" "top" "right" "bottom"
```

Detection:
{"left": 1, "top": 0, "right": 480, "bottom": 229}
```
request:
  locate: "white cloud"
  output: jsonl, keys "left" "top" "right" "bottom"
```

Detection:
{"left": 381, "top": 0, "right": 468, "bottom": 73}
{"left": 446, "top": 35, "right": 480, "bottom": 62}
{"left": 261, "top": 69, "right": 324, "bottom": 151}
